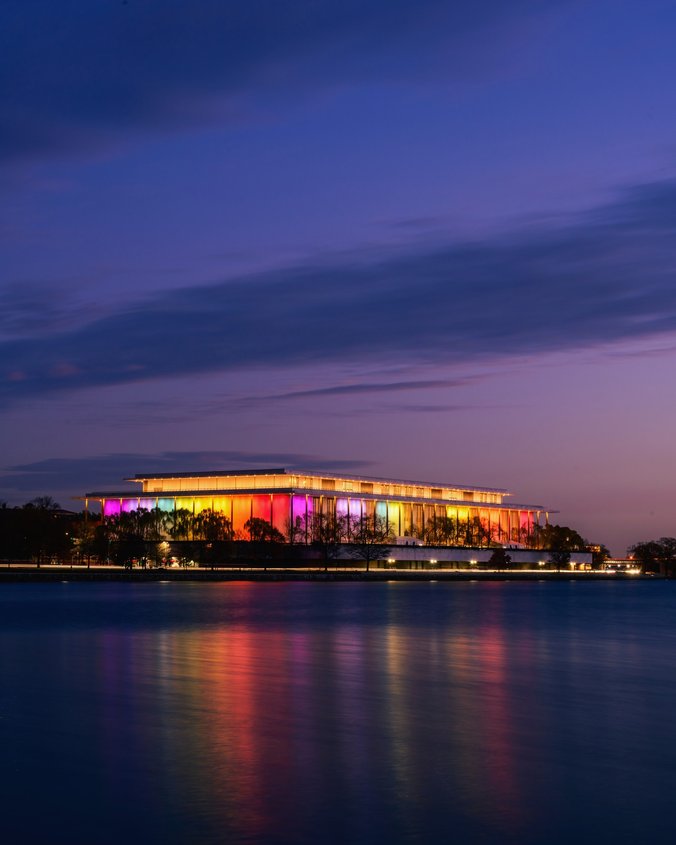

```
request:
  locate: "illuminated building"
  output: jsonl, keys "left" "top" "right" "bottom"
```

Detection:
{"left": 82, "top": 468, "right": 549, "bottom": 546}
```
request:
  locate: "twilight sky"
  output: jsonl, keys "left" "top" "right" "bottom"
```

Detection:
{"left": 3, "top": 0, "right": 676, "bottom": 553}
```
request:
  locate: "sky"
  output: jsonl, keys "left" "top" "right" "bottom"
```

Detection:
{"left": 3, "top": 0, "right": 676, "bottom": 554}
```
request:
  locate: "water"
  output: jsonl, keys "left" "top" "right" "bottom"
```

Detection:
{"left": 1, "top": 580, "right": 675, "bottom": 844}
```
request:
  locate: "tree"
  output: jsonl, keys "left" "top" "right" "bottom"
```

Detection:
{"left": 72, "top": 514, "right": 108, "bottom": 567}
{"left": 0, "top": 504, "right": 52, "bottom": 563}
{"left": 243, "top": 517, "right": 285, "bottom": 566}
{"left": 423, "top": 515, "right": 458, "bottom": 546}
{"left": 470, "top": 516, "right": 493, "bottom": 548}
{"left": 346, "top": 515, "right": 393, "bottom": 572}
{"left": 309, "top": 511, "right": 348, "bottom": 569}
{"left": 104, "top": 510, "right": 147, "bottom": 565}
{"left": 285, "top": 515, "right": 307, "bottom": 545}
{"left": 140, "top": 507, "right": 168, "bottom": 542}
{"left": 488, "top": 548, "right": 512, "bottom": 570}
{"left": 533, "top": 524, "right": 586, "bottom": 552}
{"left": 17, "top": 498, "right": 73, "bottom": 565}
{"left": 587, "top": 543, "right": 611, "bottom": 567}
{"left": 166, "top": 508, "right": 194, "bottom": 540}
{"left": 29, "top": 496, "right": 61, "bottom": 510}
{"left": 530, "top": 523, "right": 586, "bottom": 572}
{"left": 193, "top": 509, "right": 233, "bottom": 542}
{"left": 244, "top": 517, "right": 285, "bottom": 544}
{"left": 629, "top": 538, "right": 676, "bottom": 576}
{"left": 549, "top": 547, "right": 571, "bottom": 572}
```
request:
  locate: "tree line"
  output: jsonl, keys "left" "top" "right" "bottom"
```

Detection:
{"left": 7, "top": 496, "right": 672, "bottom": 572}
{"left": 627, "top": 538, "right": 676, "bottom": 576}
{"left": 0, "top": 500, "right": 394, "bottom": 570}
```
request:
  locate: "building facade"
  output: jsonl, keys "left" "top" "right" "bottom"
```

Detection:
{"left": 83, "top": 468, "right": 550, "bottom": 546}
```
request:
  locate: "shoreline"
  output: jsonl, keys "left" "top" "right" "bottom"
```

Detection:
{"left": 0, "top": 566, "right": 660, "bottom": 583}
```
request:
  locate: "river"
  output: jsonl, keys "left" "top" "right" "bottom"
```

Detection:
{"left": 1, "top": 580, "right": 674, "bottom": 844}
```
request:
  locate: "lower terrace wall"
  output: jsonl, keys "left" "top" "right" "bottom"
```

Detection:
{"left": 356, "top": 546, "right": 593, "bottom": 568}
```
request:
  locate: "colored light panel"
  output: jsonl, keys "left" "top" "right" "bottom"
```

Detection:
{"left": 232, "top": 497, "right": 252, "bottom": 534}
{"left": 252, "top": 495, "right": 272, "bottom": 522}
{"left": 272, "top": 494, "right": 290, "bottom": 533}
{"left": 387, "top": 502, "right": 400, "bottom": 535}
{"left": 103, "top": 500, "right": 121, "bottom": 518}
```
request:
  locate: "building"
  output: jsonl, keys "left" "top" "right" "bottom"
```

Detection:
{"left": 82, "top": 468, "right": 550, "bottom": 547}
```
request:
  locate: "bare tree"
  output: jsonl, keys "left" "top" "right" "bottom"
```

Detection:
{"left": 346, "top": 515, "right": 393, "bottom": 572}
{"left": 285, "top": 514, "right": 307, "bottom": 545}
{"left": 423, "top": 515, "right": 457, "bottom": 546}
{"left": 309, "top": 511, "right": 349, "bottom": 570}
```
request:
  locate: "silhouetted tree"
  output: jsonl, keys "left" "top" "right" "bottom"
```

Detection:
{"left": 346, "top": 515, "right": 393, "bottom": 572}
{"left": 470, "top": 516, "right": 493, "bottom": 548}
{"left": 629, "top": 538, "right": 676, "bottom": 576}
{"left": 14, "top": 498, "right": 73, "bottom": 565}
{"left": 309, "top": 511, "right": 348, "bottom": 569}
{"left": 488, "top": 548, "right": 512, "bottom": 570}
{"left": 285, "top": 515, "right": 307, "bottom": 545}
{"left": 166, "top": 508, "right": 194, "bottom": 540}
{"left": 29, "top": 496, "right": 60, "bottom": 510}
{"left": 549, "top": 547, "right": 571, "bottom": 572}
{"left": 529, "top": 523, "right": 586, "bottom": 571}
{"left": 587, "top": 543, "right": 611, "bottom": 566}
{"left": 244, "top": 517, "right": 285, "bottom": 543}
{"left": 243, "top": 517, "right": 285, "bottom": 565}
{"left": 423, "top": 515, "right": 458, "bottom": 546}
{"left": 193, "top": 509, "right": 233, "bottom": 542}
{"left": 533, "top": 523, "right": 586, "bottom": 552}
{"left": 104, "top": 510, "right": 148, "bottom": 565}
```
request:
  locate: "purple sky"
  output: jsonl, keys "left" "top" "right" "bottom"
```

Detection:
{"left": 3, "top": 0, "right": 676, "bottom": 553}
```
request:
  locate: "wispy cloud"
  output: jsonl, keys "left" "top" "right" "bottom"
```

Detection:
{"left": 1, "top": 0, "right": 573, "bottom": 163}
{"left": 2, "top": 178, "right": 676, "bottom": 406}
{"left": 223, "top": 377, "right": 481, "bottom": 410}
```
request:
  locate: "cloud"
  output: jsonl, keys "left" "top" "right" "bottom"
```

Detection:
{"left": 2, "top": 177, "right": 676, "bottom": 406}
{"left": 1, "top": 0, "right": 572, "bottom": 162}
{"left": 0, "top": 279, "right": 114, "bottom": 341}
{"left": 223, "top": 377, "right": 481, "bottom": 410}
{"left": 1, "top": 450, "right": 375, "bottom": 499}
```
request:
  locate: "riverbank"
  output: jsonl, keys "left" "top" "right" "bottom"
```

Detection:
{"left": 0, "top": 566, "right": 658, "bottom": 583}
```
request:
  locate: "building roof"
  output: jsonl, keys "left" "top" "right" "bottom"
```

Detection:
{"left": 126, "top": 467, "right": 510, "bottom": 495}
{"left": 80, "top": 487, "right": 548, "bottom": 511}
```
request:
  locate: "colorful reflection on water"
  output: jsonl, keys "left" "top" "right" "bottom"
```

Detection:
{"left": 1, "top": 581, "right": 676, "bottom": 844}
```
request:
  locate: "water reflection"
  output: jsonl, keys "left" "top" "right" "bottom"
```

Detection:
{"left": 2, "top": 581, "right": 676, "bottom": 844}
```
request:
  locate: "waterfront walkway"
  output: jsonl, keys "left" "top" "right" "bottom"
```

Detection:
{"left": 0, "top": 564, "right": 655, "bottom": 582}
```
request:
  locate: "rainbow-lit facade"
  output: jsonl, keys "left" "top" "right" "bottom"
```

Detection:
{"left": 83, "top": 468, "right": 549, "bottom": 545}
